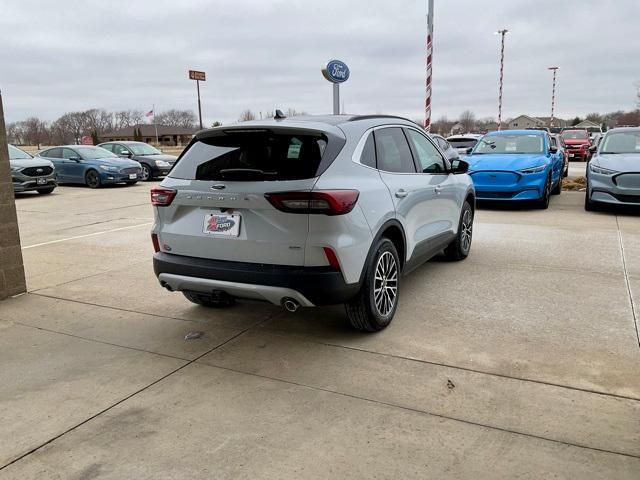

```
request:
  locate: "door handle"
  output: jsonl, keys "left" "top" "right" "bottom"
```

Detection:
{"left": 434, "top": 185, "right": 443, "bottom": 195}
{"left": 395, "top": 189, "right": 408, "bottom": 198}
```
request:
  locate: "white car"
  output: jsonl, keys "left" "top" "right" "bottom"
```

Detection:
{"left": 446, "top": 134, "right": 482, "bottom": 155}
{"left": 151, "top": 114, "right": 475, "bottom": 331}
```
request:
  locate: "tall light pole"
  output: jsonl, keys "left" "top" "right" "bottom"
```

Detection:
{"left": 548, "top": 66, "right": 559, "bottom": 127}
{"left": 424, "top": 0, "right": 434, "bottom": 131}
{"left": 494, "top": 29, "right": 509, "bottom": 130}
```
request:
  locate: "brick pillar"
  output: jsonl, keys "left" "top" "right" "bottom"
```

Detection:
{"left": 0, "top": 91, "right": 26, "bottom": 299}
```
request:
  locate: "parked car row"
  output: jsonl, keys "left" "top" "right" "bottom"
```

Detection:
{"left": 8, "top": 141, "right": 177, "bottom": 194}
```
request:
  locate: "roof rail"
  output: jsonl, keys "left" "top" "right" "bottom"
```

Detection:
{"left": 347, "top": 114, "right": 415, "bottom": 123}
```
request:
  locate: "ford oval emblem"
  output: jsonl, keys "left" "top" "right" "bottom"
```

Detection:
{"left": 322, "top": 59, "right": 350, "bottom": 84}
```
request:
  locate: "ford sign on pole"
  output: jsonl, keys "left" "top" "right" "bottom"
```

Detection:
{"left": 322, "top": 59, "right": 349, "bottom": 114}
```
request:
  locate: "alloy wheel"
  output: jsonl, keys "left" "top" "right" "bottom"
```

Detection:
{"left": 461, "top": 209, "right": 473, "bottom": 253}
{"left": 373, "top": 251, "right": 398, "bottom": 317}
{"left": 141, "top": 165, "right": 151, "bottom": 181}
{"left": 86, "top": 171, "right": 100, "bottom": 188}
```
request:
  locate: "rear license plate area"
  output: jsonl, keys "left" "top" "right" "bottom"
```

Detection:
{"left": 203, "top": 212, "right": 241, "bottom": 237}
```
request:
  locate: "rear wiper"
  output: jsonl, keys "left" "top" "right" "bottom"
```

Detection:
{"left": 219, "top": 168, "right": 277, "bottom": 180}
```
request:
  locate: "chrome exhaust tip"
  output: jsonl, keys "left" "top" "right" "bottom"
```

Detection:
{"left": 282, "top": 298, "right": 300, "bottom": 313}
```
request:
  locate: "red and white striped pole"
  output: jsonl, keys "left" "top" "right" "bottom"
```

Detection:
{"left": 424, "top": 0, "right": 434, "bottom": 131}
{"left": 548, "top": 66, "right": 559, "bottom": 127}
{"left": 495, "top": 29, "right": 509, "bottom": 130}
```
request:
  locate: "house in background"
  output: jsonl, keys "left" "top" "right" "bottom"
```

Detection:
{"left": 100, "top": 124, "right": 196, "bottom": 146}
{"left": 507, "top": 115, "right": 568, "bottom": 129}
{"left": 573, "top": 119, "right": 601, "bottom": 130}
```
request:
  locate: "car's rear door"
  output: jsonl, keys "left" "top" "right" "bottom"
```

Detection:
{"left": 41, "top": 148, "right": 65, "bottom": 180}
{"left": 61, "top": 148, "right": 84, "bottom": 182}
{"left": 373, "top": 127, "right": 433, "bottom": 261}
{"left": 155, "top": 128, "right": 336, "bottom": 266}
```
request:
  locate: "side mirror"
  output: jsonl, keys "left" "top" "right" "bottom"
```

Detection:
{"left": 451, "top": 159, "right": 469, "bottom": 174}
{"left": 120, "top": 150, "right": 132, "bottom": 157}
{"left": 588, "top": 145, "right": 597, "bottom": 153}
{"left": 69, "top": 156, "right": 81, "bottom": 162}
{"left": 549, "top": 146, "right": 558, "bottom": 154}
{"left": 465, "top": 147, "right": 473, "bottom": 154}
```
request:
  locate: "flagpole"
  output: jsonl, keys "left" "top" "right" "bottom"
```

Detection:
{"left": 153, "top": 104, "right": 158, "bottom": 145}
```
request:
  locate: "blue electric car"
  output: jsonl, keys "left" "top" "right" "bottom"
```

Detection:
{"left": 465, "top": 130, "right": 564, "bottom": 208}
{"left": 36, "top": 146, "right": 142, "bottom": 188}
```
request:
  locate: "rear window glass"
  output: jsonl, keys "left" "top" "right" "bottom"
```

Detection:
{"left": 170, "top": 131, "right": 328, "bottom": 181}
{"left": 447, "top": 138, "right": 478, "bottom": 148}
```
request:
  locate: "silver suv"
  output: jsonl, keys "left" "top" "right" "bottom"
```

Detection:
{"left": 152, "top": 114, "right": 475, "bottom": 331}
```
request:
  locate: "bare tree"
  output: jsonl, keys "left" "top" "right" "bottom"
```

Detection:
{"left": 238, "top": 110, "right": 256, "bottom": 122}
{"left": 154, "top": 109, "right": 197, "bottom": 128}
{"left": 431, "top": 115, "right": 455, "bottom": 135}
{"left": 83, "top": 108, "right": 113, "bottom": 134}
{"left": 112, "top": 110, "right": 145, "bottom": 130}
{"left": 458, "top": 110, "right": 476, "bottom": 133}
{"left": 285, "top": 108, "right": 308, "bottom": 117}
{"left": 22, "top": 117, "right": 48, "bottom": 148}
{"left": 6, "top": 122, "right": 26, "bottom": 144}
{"left": 585, "top": 112, "right": 603, "bottom": 123}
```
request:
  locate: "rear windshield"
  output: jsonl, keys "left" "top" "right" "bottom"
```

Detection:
{"left": 447, "top": 138, "right": 478, "bottom": 148}
{"left": 170, "top": 130, "right": 328, "bottom": 181}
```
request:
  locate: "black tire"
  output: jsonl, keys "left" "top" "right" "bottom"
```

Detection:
{"left": 85, "top": 170, "right": 101, "bottom": 189}
{"left": 125, "top": 181, "right": 138, "bottom": 185}
{"left": 444, "top": 201, "right": 473, "bottom": 261}
{"left": 345, "top": 238, "right": 400, "bottom": 332}
{"left": 551, "top": 175, "right": 562, "bottom": 195}
{"left": 140, "top": 164, "right": 153, "bottom": 182}
{"left": 37, "top": 187, "right": 55, "bottom": 195}
{"left": 182, "top": 291, "right": 235, "bottom": 308}
{"left": 584, "top": 186, "right": 599, "bottom": 211}
{"left": 535, "top": 175, "right": 551, "bottom": 209}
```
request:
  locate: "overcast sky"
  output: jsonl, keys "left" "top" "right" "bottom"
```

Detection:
{"left": 1, "top": 0, "right": 639, "bottom": 125}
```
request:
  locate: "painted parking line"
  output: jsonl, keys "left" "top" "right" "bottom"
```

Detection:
{"left": 22, "top": 223, "right": 153, "bottom": 250}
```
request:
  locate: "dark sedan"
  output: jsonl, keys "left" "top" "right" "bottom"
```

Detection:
{"left": 98, "top": 141, "right": 177, "bottom": 181}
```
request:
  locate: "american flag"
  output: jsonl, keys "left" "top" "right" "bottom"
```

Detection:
{"left": 145, "top": 109, "right": 154, "bottom": 118}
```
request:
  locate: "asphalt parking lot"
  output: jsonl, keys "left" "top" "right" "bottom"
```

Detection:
{"left": 1, "top": 183, "right": 639, "bottom": 478}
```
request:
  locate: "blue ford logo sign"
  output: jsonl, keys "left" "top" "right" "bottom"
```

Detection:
{"left": 322, "top": 59, "right": 350, "bottom": 84}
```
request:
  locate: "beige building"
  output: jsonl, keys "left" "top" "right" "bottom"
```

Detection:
{"left": 100, "top": 124, "right": 196, "bottom": 146}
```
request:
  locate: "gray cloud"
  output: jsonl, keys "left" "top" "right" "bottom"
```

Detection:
{"left": 1, "top": 0, "right": 638, "bottom": 125}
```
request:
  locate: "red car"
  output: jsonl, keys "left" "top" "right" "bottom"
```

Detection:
{"left": 561, "top": 129, "right": 591, "bottom": 162}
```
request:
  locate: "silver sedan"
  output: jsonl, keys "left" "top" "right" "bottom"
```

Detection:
{"left": 585, "top": 127, "right": 640, "bottom": 210}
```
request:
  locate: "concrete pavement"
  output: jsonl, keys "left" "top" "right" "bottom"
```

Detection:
{"left": 0, "top": 183, "right": 639, "bottom": 478}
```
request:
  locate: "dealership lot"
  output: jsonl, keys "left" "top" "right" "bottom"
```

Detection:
{"left": 1, "top": 184, "right": 639, "bottom": 478}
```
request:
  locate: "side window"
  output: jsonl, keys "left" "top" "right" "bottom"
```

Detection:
{"left": 45, "top": 148, "right": 62, "bottom": 158}
{"left": 550, "top": 137, "right": 557, "bottom": 148}
{"left": 373, "top": 128, "right": 416, "bottom": 173}
{"left": 436, "top": 137, "right": 448, "bottom": 151}
{"left": 100, "top": 144, "right": 114, "bottom": 153}
{"left": 406, "top": 129, "right": 447, "bottom": 174}
{"left": 359, "top": 133, "right": 376, "bottom": 168}
{"left": 112, "top": 144, "right": 128, "bottom": 155}
{"left": 62, "top": 148, "right": 78, "bottom": 159}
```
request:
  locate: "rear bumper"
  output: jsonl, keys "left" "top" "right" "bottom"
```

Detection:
{"left": 153, "top": 252, "right": 361, "bottom": 306}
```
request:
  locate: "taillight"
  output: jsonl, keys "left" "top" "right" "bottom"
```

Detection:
{"left": 151, "top": 233, "right": 160, "bottom": 253}
{"left": 265, "top": 190, "right": 359, "bottom": 215}
{"left": 323, "top": 247, "right": 341, "bottom": 270}
{"left": 151, "top": 187, "right": 177, "bottom": 206}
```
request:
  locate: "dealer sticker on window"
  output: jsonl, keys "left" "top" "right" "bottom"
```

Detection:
{"left": 203, "top": 213, "right": 241, "bottom": 236}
